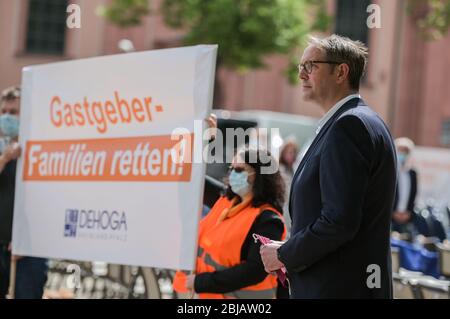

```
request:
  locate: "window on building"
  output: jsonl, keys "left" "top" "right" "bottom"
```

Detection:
{"left": 25, "top": 0, "right": 68, "bottom": 55}
{"left": 335, "top": 0, "right": 371, "bottom": 45}
{"left": 441, "top": 119, "right": 450, "bottom": 146}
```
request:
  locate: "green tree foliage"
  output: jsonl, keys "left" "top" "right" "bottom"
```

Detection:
{"left": 162, "top": 0, "right": 332, "bottom": 85}
{"left": 98, "top": 0, "right": 150, "bottom": 28}
{"left": 99, "top": 0, "right": 330, "bottom": 86}
{"left": 408, "top": 0, "right": 450, "bottom": 40}
{"left": 163, "top": 0, "right": 311, "bottom": 73}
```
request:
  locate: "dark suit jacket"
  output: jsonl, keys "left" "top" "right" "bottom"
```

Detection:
{"left": 393, "top": 169, "right": 417, "bottom": 213}
{"left": 278, "top": 98, "right": 397, "bottom": 298}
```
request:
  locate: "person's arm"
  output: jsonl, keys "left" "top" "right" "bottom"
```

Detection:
{"left": 278, "top": 115, "right": 374, "bottom": 273}
{"left": 407, "top": 170, "right": 417, "bottom": 213}
{"left": 0, "top": 143, "right": 21, "bottom": 173}
{"left": 194, "top": 210, "right": 284, "bottom": 293}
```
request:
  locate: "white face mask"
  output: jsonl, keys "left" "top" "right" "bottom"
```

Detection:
{"left": 0, "top": 113, "right": 20, "bottom": 138}
{"left": 229, "top": 169, "right": 253, "bottom": 198}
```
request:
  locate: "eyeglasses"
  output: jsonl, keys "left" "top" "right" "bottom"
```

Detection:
{"left": 297, "top": 60, "right": 342, "bottom": 75}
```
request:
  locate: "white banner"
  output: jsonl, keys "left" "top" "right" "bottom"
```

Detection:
{"left": 12, "top": 45, "right": 217, "bottom": 271}
{"left": 409, "top": 146, "right": 450, "bottom": 208}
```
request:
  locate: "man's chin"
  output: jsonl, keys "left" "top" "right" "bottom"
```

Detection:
{"left": 301, "top": 93, "right": 313, "bottom": 102}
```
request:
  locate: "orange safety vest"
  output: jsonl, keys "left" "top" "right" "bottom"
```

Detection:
{"left": 173, "top": 196, "right": 286, "bottom": 299}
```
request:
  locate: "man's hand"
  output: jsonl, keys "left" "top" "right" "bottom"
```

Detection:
{"left": 260, "top": 242, "right": 285, "bottom": 273}
{"left": 0, "top": 143, "right": 21, "bottom": 173}
{"left": 3, "top": 142, "right": 21, "bottom": 162}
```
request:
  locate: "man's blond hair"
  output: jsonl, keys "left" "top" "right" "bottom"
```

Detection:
{"left": 307, "top": 34, "right": 368, "bottom": 90}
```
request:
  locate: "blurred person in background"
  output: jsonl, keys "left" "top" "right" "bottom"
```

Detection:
{"left": 391, "top": 137, "right": 447, "bottom": 243}
{"left": 0, "top": 86, "right": 48, "bottom": 299}
{"left": 173, "top": 147, "right": 287, "bottom": 299}
{"left": 0, "top": 86, "right": 22, "bottom": 299}
{"left": 391, "top": 138, "right": 419, "bottom": 236}
{"left": 279, "top": 137, "right": 299, "bottom": 236}
{"left": 391, "top": 137, "right": 430, "bottom": 240}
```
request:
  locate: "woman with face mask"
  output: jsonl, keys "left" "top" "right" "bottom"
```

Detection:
{"left": 173, "top": 147, "right": 287, "bottom": 299}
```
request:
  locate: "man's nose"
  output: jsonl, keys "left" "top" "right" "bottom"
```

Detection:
{"left": 299, "top": 69, "right": 308, "bottom": 81}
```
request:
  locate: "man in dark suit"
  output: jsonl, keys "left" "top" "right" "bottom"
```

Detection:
{"left": 260, "top": 35, "right": 397, "bottom": 298}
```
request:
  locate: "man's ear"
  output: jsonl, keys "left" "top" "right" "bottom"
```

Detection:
{"left": 336, "top": 63, "right": 350, "bottom": 85}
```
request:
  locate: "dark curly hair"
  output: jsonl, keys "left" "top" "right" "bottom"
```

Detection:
{"left": 225, "top": 147, "right": 285, "bottom": 213}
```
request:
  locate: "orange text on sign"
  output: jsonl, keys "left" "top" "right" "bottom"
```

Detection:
{"left": 50, "top": 91, "right": 165, "bottom": 134}
{"left": 23, "top": 134, "right": 193, "bottom": 182}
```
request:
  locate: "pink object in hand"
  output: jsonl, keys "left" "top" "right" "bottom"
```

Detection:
{"left": 253, "top": 233, "right": 288, "bottom": 288}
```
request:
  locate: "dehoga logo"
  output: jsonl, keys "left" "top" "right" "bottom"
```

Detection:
{"left": 64, "top": 208, "right": 127, "bottom": 238}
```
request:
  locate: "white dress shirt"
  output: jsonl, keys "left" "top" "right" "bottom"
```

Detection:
{"left": 316, "top": 93, "right": 361, "bottom": 135}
